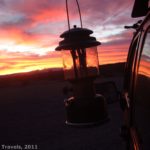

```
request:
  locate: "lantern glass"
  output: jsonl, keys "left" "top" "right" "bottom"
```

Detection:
{"left": 62, "top": 46, "right": 99, "bottom": 80}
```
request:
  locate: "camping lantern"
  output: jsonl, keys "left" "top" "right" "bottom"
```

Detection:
{"left": 55, "top": 0, "right": 108, "bottom": 126}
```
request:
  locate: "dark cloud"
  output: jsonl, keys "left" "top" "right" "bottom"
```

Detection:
{"left": 81, "top": 0, "right": 134, "bottom": 27}
{"left": 0, "top": 0, "right": 136, "bottom": 37}
{"left": 0, "top": 16, "right": 33, "bottom": 29}
{"left": 0, "top": 0, "right": 4, "bottom": 5}
{"left": 102, "top": 38, "right": 131, "bottom": 47}
{"left": 4, "top": 0, "right": 64, "bottom": 15}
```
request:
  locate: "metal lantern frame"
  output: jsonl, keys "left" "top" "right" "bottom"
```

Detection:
{"left": 55, "top": 0, "right": 108, "bottom": 126}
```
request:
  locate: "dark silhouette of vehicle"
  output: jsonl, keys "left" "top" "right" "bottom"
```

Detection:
{"left": 120, "top": 0, "right": 150, "bottom": 149}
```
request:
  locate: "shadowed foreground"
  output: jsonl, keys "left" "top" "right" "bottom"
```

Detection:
{"left": 0, "top": 79, "right": 126, "bottom": 150}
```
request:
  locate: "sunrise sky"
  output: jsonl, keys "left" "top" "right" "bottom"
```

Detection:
{"left": 0, "top": 0, "right": 141, "bottom": 75}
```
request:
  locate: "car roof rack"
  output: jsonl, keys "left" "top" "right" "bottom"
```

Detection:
{"left": 131, "top": 0, "right": 149, "bottom": 18}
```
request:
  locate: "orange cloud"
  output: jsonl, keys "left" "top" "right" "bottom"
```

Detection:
{"left": 0, "top": 46, "right": 128, "bottom": 75}
{"left": 98, "top": 44, "right": 129, "bottom": 64}
{"left": 0, "top": 28, "right": 35, "bottom": 45}
{"left": 0, "top": 50, "right": 62, "bottom": 75}
{"left": 32, "top": 8, "right": 66, "bottom": 23}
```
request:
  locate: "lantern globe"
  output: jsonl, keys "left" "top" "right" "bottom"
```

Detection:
{"left": 55, "top": 26, "right": 101, "bottom": 80}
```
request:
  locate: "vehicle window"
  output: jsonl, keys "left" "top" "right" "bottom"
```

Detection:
{"left": 134, "top": 27, "right": 150, "bottom": 150}
{"left": 124, "top": 35, "right": 139, "bottom": 90}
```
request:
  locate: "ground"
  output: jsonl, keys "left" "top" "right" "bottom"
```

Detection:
{"left": 0, "top": 77, "right": 126, "bottom": 150}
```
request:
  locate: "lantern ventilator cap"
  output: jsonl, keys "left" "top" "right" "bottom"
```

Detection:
{"left": 55, "top": 25, "right": 101, "bottom": 50}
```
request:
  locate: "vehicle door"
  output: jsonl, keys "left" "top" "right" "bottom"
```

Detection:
{"left": 132, "top": 17, "right": 150, "bottom": 150}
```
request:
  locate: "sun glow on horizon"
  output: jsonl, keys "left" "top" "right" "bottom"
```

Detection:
{"left": 0, "top": 47, "right": 128, "bottom": 76}
{"left": 0, "top": 50, "right": 63, "bottom": 75}
{"left": 0, "top": 61, "right": 63, "bottom": 76}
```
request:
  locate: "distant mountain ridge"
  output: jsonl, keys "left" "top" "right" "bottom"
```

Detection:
{"left": 99, "top": 62, "right": 125, "bottom": 77}
{"left": 0, "top": 62, "right": 125, "bottom": 88}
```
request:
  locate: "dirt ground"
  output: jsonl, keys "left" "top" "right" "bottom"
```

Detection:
{"left": 0, "top": 78, "right": 126, "bottom": 150}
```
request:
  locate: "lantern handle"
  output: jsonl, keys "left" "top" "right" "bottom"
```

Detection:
{"left": 66, "top": 0, "right": 83, "bottom": 30}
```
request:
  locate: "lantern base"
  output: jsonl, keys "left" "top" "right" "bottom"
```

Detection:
{"left": 65, "top": 118, "right": 109, "bottom": 127}
{"left": 64, "top": 94, "right": 109, "bottom": 127}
